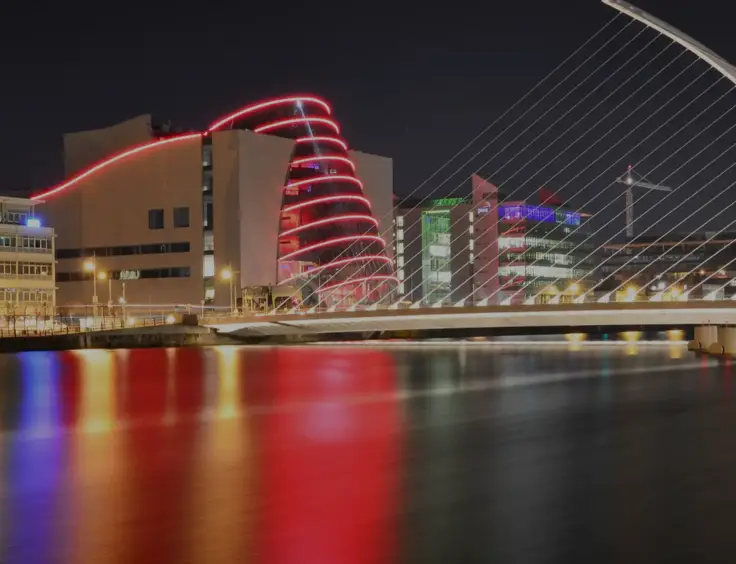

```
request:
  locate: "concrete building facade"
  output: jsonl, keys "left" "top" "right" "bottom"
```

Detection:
{"left": 34, "top": 96, "right": 396, "bottom": 313}
{"left": 0, "top": 197, "right": 55, "bottom": 317}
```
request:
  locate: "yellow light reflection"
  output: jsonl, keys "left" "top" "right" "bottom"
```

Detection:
{"left": 667, "top": 329, "right": 685, "bottom": 341}
{"left": 565, "top": 333, "right": 587, "bottom": 343}
{"left": 186, "top": 347, "right": 251, "bottom": 560}
{"left": 621, "top": 331, "right": 642, "bottom": 343}
{"left": 670, "top": 345, "right": 684, "bottom": 360}
{"left": 76, "top": 350, "right": 117, "bottom": 434}
{"left": 67, "top": 349, "right": 126, "bottom": 564}
{"left": 565, "top": 332, "right": 587, "bottom": 352}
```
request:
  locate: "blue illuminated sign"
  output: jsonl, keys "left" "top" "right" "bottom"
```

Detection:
{"left": 498, "top": 205, "right": 580, "bottom": 226}
{"left": 26, "top": 218, "right": 41, "bottom": 228}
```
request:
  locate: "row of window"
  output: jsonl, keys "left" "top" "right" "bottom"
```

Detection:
{"left": 502, "top": 252, "right": 575, "bottom": 266}
{"left": 498, "top": 237, "right": 577, "bottom": 251}
{"left": 499, "top": 265, "right": 588, "bottom": 280}
{"left": 0, "top": 261, "right": 52, "bottom": 277}
{"left": 148, "top": 207, "right": 190, "bottom": 230}
{"left": 0, "top": 211, "right": 29, "bottom": 225}
{"left": 56, "top": 242, "right": 190, "bottom": 259}
{"left": 56, "top": 267, "right": 191, "bottom": 282}
{"left": 0, "top": 288, "right": 54, "bottom": 304}
{"left": 0, "top": 235, "right": 53, "bottom": 251}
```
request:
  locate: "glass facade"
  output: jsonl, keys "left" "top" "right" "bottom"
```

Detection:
{"left": 421, "top": 211, "right": 452, "bottom": 303}
{"left": 497, "top": 203, "right": 594, "bottom": 302}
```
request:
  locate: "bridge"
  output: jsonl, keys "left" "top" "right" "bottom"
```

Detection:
{"left": 192, "top": 0, "right": 736, "bottom": 356}
{"left": 202, "top": 302, "right": 734, "bottom": 344}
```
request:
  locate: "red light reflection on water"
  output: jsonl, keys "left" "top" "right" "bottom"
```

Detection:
{"left": 251, "top": 348, "right": 402, "bottom": 564}
{"left": 0, "top": 347, "right": 401, "bottom": 563}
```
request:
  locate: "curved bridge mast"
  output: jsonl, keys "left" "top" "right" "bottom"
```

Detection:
{"left": 602, "top": 0, "right": 736, "bottom": 85}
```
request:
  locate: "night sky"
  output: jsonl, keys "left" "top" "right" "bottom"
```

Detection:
{"left": 3, "top": 0, "right": 736, "bottom": 242}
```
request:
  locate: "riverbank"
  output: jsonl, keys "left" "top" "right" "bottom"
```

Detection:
{"left": 0, "top": 325, "right": 243, "bottom": 353}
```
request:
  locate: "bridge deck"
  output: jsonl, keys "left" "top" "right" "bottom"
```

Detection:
{"left": 203, "top": 301, "right": 736, "bottom": 339}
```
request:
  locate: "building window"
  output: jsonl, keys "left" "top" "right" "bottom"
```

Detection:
{"left": 57, "top": 242, "right": 189, "bottom": 259}
{"left": 148, "top": 209, "right": 164, "bottom": 230}
{"left": 204, "top": 231, "right": 214, "bottom": 252}
{"left": 203, "top": 198, "right": 213, "bottom": 228}
{"left": 203, "top": 255, "right": 215, "bottom": 278}
{"left": 173, "top": 207, "right": 190, "bottom": 228}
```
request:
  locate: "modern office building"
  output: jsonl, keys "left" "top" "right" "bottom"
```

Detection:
{"left": 394, "top": 180, "right": 594, "bottom": 305}
{"left": 33, "top": 96, "right": 396, "bottom": 312}
{"left": 0, "top": 197, "right": 56, "bottom": 317}
{"left": 600, "top": 231, "right": 736, "bottom": 300}
{"left": 496, "top": 190, "right": 595, "bottom": 304}
{"left": 394, "top": 176, "right": 499, "bottom": 305}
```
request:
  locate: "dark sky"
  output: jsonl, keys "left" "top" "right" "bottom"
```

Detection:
{"left": 2, "top": 0, "right": 736, "bottom": 230}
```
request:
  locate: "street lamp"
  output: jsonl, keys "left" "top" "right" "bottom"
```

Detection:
{"left": 84, "top": 259, "right": 98, "bottom": 320}
{"left": 119, "top": 282, "right": 127, "bottom": 322}
{"left": 98, "top": 271, "right": 112, "bottom": 315}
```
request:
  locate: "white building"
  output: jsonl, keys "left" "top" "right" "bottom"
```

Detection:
{"left": 0, "top": 197, "right": 55, "bottom": 316}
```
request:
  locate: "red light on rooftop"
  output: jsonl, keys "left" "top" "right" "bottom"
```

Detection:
{"left": 31, "top": 133, "right": 202, "bottom": 201}
{"left": 286, "top": 175, "right": 363, "bottom": 190}
{"left": 255, "top": 117, "right": 340, "bottom": 135}
{"left": 279, "top": 235, "right": 386, "bottom": 262}
{"left": 208, "top": 96, "right": 331, "bottom": 131}
{"left": 279, "top": 214, "right": 378, "bottom": 238}
{"left": 282, "top": 195, "right": 372, "bottom": 214}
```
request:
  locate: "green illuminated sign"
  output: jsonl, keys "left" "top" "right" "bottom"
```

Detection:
{"left": 431, "top": 197, "right": 468, "bottom": 207}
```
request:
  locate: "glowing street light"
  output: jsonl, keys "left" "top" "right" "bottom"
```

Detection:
{"left": 625, "top": 286, "right": 638, "bottom": 302}
{"left": 568, "top": 283, "right": 580, "bottom": 295}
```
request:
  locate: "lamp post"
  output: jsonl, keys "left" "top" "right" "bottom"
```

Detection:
{"left": 98, "top": 271, "right": 112, "bottom": 315}
{"left": 119, "top": 282, "right": 127, "bottom": 322}
{"left": 83, "top": 259, "right": 98, "bottom": 321}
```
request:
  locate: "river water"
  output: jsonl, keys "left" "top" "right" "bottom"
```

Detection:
{"left": 1, "top": 342, "right": 736, "bottom": 562}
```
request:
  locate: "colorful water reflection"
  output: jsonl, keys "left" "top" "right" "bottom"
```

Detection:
{"left": 0, "top": 347, "right": 401, "bottom": 563}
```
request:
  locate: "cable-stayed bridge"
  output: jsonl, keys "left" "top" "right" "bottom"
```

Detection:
{"left": 207, "top": 0, "right": 736, "bottom": 346}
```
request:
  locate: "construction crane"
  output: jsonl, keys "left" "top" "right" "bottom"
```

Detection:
{"left": 616, "top": 165, "right": 672, "bottom": 238}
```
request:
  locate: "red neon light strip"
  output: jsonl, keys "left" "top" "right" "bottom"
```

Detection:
{"left": 279, "top": 255, "right": 393, "bottom": 285}
{"left": 31, "top": 133, "right": 202, "bottom": 201}
{"left": 279, "top": 214, "right": 378, "bottom": 238}
{"left": 290, "top": 155, "right": 356, "bottom": 171}
{"left": 296, "top": 136, "right": 349, "bottom": 151}
{"left": 282, "top": 194, "right": 372, "bottom": 213}
{"left": 254, "top": 117, "right": 340, "bottom": 135}
{"left": 279, "top": 235, "right": 386, "bottom": 262}
{"left": 208, "top": 96, "right": 331, "bottom": 131}
{"left": 315, "top": 275, "right": 399, "bottom": 293}
{"left": 286, "top": 174, "right": 363, "bottom": 190}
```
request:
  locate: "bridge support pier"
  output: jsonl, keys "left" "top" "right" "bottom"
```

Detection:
{"left": 689, "top": 325, "right": 719, "bottom": 352}
{"left": 690, "top": 325, "right": 736, "bottom": 356}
